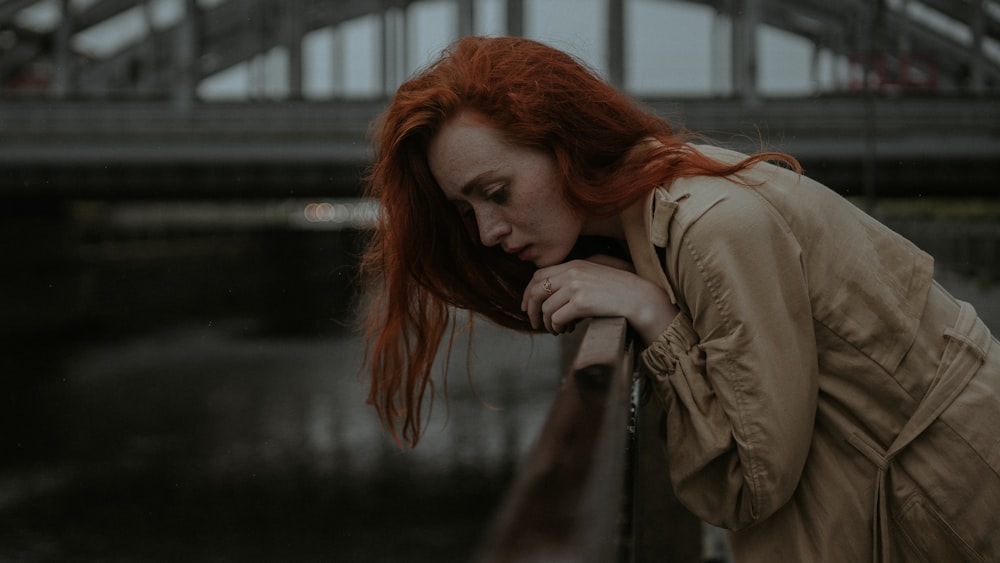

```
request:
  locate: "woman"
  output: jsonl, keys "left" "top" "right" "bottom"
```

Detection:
{"left": 360, "top": 36, "right": 999, "bottom": 562}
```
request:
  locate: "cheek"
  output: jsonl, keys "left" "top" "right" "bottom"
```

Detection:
{"left": 550, "top": 190, "right": 582, "bottom": 231}
{"left": 546, "top": 208, "right": 583, "bottom": 250}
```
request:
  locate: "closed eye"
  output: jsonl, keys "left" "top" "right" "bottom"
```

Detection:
{"left": 485, "top": 185, "right": 508, "bottom": 205}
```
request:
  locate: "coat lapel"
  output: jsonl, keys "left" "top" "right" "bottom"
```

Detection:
{"left": 622, "top": 187, "right": 678, "bottom": 305}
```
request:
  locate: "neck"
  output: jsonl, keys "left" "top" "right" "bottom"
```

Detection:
{"left": 581, "top": 214, "right": 625, "bottom": 240}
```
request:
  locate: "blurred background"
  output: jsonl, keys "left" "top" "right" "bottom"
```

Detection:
{"left": 1, "top": 0, "right": 998, "bottom": 561}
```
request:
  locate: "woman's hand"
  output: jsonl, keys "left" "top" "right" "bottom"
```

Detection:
{"left": 521, "top": 255, "right": 678, "bottom": 345}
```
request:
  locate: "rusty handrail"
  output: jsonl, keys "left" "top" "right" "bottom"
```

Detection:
{"left": 475, "top": 317, "right": 636, "bottom": 563}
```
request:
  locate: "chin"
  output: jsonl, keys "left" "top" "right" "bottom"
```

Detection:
{"left": 534, "top": 250, "right": 569, "bottom": 268}
{"left": 530, "top": 257, "right": 549, "bottom": 268}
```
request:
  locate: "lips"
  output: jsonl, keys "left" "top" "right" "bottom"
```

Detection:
{"left": 505, "top": 244, "right": 532, "bottom": 261}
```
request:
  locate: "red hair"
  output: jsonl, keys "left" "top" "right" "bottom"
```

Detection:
{"left": 360, "top": 36, "right": 798, "bottom": 446}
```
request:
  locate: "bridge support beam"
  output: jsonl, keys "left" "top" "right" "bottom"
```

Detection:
{"left": 172, "top": 0, "right": 199, "bottom": 111}
{"left": 282, "top": 0, "right": 305, "bottom": 100}
{"left": 970, "top": 0, "right": 986, "bottom": 94}
{"left": 607, "top": 0, "right": 625, "bottom": 88}
{"left": 458, "top": 0, "right": 475, "bottom": 37}
{"left": 54, "top": 0, "right": 74, "bottom": 99}
{"left": 379, "top": 2, "right": 407, "bottom": 95}
{"left": 332, "top": 25, "right": 346, "bottom": 96}
{"left": 730, "top": 0, "right": 759, "bottom": 103}
{"left": 507, "top": 0, "right": 523, "bottom": 37}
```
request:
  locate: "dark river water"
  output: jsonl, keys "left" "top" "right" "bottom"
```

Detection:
{"left": 1, "top": 218, "right": 564, "bottom": 562}
{"left": 2, "top": 211, "right": 998, "bottom": 562}
{"left": 2, "top": 317, "right": 562, "bottom": 562}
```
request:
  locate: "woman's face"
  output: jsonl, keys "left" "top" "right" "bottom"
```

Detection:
{"left": 427, "top": 111, "right": 584, "bottom": 268}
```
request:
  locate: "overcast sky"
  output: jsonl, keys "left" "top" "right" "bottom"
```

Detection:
{"left": 16, "top": 0, "right": 843, "bottom": 99}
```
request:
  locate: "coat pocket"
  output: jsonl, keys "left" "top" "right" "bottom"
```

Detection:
{"left": 891, "top": 493, "right": 986, "bottom": 563}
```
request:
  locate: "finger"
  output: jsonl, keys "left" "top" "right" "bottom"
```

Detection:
{"left": 524, "top": 275, "right": 552, "bottom": 330}
{"left": 528, "top": 293, "right": 543, "bottom": 331}
{"left": 540, "top": 287, "right": 573, "bottom": 334}
{"left": 546, "top": 295, "right": 584, "bottom": 334}
{"left": 524, "top": 267, "right": 564, "bottom": 328}
{"left": 521, "top": 270, "right": 546, "bottom": 312}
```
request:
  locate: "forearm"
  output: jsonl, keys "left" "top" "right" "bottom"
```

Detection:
{"left": 642, "top": 314, "right": 815, "bottom": 529}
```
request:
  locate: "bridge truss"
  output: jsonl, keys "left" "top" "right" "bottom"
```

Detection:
{"left": 2, "top": 0, "right": 999, "bottom": 99}
{"left": 0, "top": 0, "right": 998, "bottom": 198}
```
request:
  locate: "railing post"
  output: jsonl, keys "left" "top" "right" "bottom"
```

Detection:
{"left": 475, "top": 317, "right": 634, "bottom": 563}
{"left": 475, "top": 316, "right": 705, "bottom": 562}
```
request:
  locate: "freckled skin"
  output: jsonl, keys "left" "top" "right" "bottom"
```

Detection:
{"left": 427, "top": 110, "right": 584, "bottom": 268}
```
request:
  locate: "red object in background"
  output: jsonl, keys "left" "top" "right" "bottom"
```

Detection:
{"left": 849, "top": 52, "right": 940, "bottom": 93}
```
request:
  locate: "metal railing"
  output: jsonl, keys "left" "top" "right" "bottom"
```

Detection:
{"left": 474, "top": 317, "right": 700, "bottom": 563}
{"left": 474, "top": 317, "right": 635, "bottom": 562}
{"left": 475, "top": 318, "right": 702, "bottom": 563}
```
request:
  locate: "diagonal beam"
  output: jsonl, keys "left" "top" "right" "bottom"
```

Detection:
{"left": 0, "top": 0, "right": 45, "bottom": 26}
{"left": 74, "top": 0, "right": 142, "bottom": 32}
{"left": 673, "top": 0, "right": 1000, "bottom": 87}
{"left": 53, "top": 0, "right": 1000, "bottom": 96}
{"left": 75, "top": 0, "right": 414, "bottom": 95}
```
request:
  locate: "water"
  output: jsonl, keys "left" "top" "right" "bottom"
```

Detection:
{"left": 0, "top": 208, "right": 567, "bottom": 561}
{"left": 1, "top": 314, "right": 563, "bottom": 562}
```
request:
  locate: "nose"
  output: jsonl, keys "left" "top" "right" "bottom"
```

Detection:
{"left": 474, "top": 207, "right": 510, "bottom": 247}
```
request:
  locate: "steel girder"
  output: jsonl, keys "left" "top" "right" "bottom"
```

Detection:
{"left": 1, "top": 0, "right": 997, "bottom": 96}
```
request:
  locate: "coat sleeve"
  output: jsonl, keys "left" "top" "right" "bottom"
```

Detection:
{"left": 640, "top": 186, "right": 819, "bottom": 530}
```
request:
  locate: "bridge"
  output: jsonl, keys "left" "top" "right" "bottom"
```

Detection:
{"left": 1, "top": 0, "right": 999, "bottom": 200}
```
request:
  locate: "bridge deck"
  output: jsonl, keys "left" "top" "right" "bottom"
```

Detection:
{"left": 2, "top": 95, "right": 996, "bottom": 198}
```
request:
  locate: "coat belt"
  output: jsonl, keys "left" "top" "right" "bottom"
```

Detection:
{"left": 847, "top": 301, "right": 992, "bottom": 563}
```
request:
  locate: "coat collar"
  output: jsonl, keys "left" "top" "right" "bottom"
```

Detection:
{"left": 621, "top": 187, "right": 679, "bottom": 304}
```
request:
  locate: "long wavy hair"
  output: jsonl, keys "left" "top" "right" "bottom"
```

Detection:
{"left": 360, "top": 35, "right": 798, "bottom": 446}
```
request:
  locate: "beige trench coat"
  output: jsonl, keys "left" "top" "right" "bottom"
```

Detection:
{"left": 622, "top": 145, "right": 1000, "bottom": 562}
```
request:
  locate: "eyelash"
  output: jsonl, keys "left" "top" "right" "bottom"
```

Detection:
{"left": 455, "top": 185, "right": 508, "bottom": 218}
{"left": 485, "top": 186, "right": 508, "bottom": 204}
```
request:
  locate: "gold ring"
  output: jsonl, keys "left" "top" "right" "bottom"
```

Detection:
{"left": 543, "top": 278, "right": 553, "bottom": 296}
